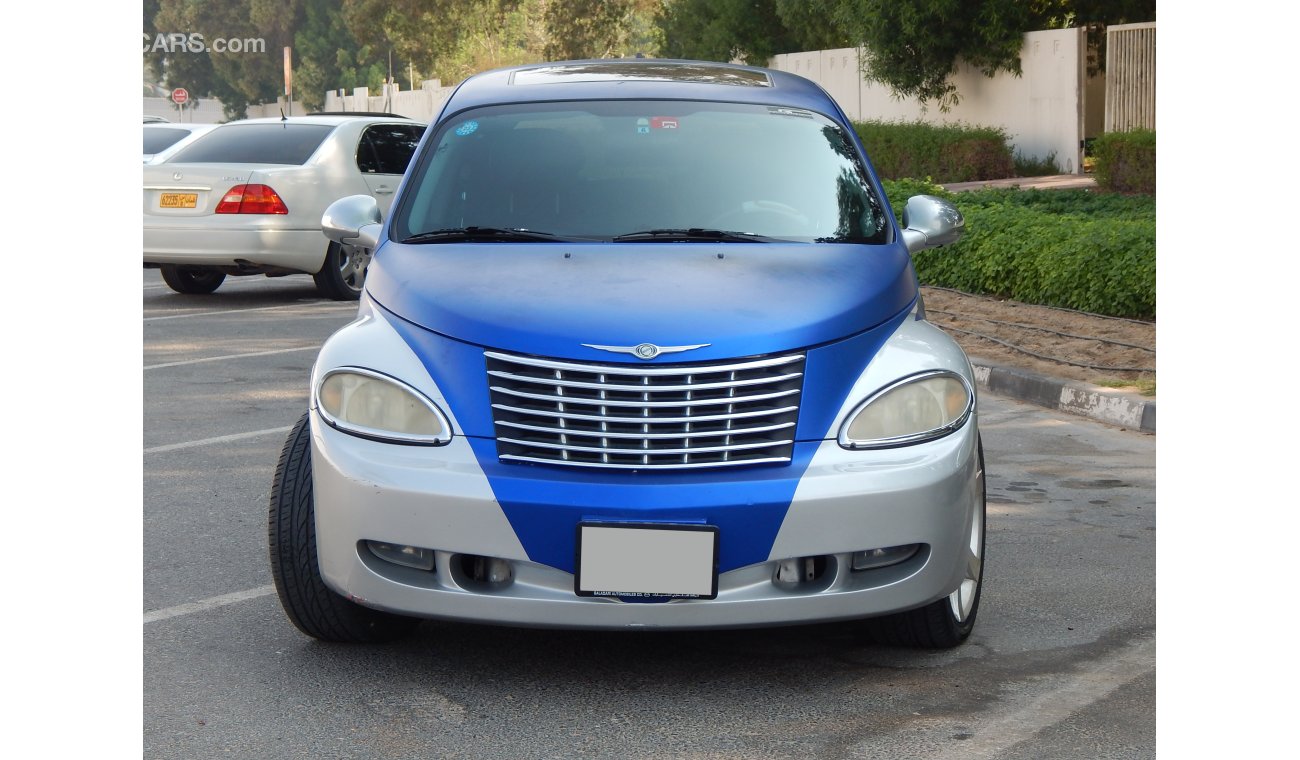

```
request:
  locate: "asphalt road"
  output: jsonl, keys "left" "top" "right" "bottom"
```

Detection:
{"left": 143, "top": 268, "right": 1156, "bottom": 759}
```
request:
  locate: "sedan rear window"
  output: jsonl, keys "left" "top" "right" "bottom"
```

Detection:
{"left": 144, "top": 128, "right": 194, "bottom": 154}
{"left": 169, "top": 124, "right": 335, "bottom": 165}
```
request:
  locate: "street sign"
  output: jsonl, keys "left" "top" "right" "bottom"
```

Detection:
{"left": 171, "top": 88, "right": 189, "bottom": 106}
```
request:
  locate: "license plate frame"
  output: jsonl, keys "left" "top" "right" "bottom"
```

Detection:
{"left": 575, "top": 522, "right": 719, "bottom": 600}
{"left": 159, "top": 192, "right": 198, "bottom": 209}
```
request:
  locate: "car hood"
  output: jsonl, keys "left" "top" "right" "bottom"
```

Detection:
{"left": 365, "top": 241, "right": 916, "bottom": 362}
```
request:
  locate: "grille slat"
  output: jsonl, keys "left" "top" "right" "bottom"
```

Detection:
{"left": 486, "top": 369, "right": 804, "bottom": 393}
{"left": 488, "top": 350, "right": 805, "bottom": 470}
{"left": 488, "top": 385, "right": 800, "bottom": 408}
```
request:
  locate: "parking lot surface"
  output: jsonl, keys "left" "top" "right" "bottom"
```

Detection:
{"left": 144, "top": 269, "right": 1155, "bottom": 759}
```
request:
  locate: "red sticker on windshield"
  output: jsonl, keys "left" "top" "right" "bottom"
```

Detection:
{"left": 651, "top": 117, "right": 679, "bottom": 129}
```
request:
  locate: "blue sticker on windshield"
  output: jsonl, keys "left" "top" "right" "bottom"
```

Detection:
{"left": 455, "top": 120, "right": 479, "bottom": 136}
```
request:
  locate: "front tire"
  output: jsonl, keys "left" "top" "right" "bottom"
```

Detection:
{"left": 865, "top": 438, "right": 986, "bottom": 649}
{"left": 312, "top": 242, "right": 369, "bottom": 301}
{"left": 159, "top": 265, "right": 225, "bottom": 295}
{"left": 268, "top": 412, "right": 418, "bottom": 643}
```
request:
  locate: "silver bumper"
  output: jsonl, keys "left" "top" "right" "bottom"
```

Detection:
{"left": 310, "top": 410, "right": 981, "bottom": 630}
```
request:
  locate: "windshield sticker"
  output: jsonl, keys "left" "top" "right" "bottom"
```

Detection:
{"left": 454, "top": 120, "right": 479, "bottom": 136}
{"left": 636, "top": 117, "right": 650, "bottom": 134}
{"left": 651, "top": 117, "right": 679, "bottom": 129}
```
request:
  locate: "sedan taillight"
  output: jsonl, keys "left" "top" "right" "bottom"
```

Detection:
{"left": 215, "top": 184, "right": 288, "bottom": 214}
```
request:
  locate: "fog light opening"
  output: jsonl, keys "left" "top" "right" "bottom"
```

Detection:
{"left": 459, "top": 554, "right": 515, "bottom": 586}
{"left": 851, "top": 544, "right": 920, "bottom": 571}
{"left": 365, "top": 541, "right": 435, "bottom": 571}
{"left": 774, "top": 555, "right": 829, "bottom": 587}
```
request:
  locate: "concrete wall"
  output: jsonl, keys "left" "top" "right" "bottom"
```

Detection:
{"left": 143, "top": 96, "right": 229, "bottom": 123}
{"left": 770, "top": 28, "right": 1101, "bottom": 174}
{"left": 143, "top": 79, "right": 457, "bottom": 123}
{"left": 322, "top": 80, "right": 458, "bottom": 123}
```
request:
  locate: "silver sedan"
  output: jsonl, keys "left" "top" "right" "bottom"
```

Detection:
{"left": 143, "top": 115, "right": 424, "bottom": 299}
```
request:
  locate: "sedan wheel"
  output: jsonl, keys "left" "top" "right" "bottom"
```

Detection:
{"left": 159, "top": 265, "right": 225, "bottom": 295}
{"left": 313, "top": 242, "right": 371, "bottom": 301}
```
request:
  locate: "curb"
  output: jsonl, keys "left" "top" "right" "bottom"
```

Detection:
{"left": 970, "top": 358, "right": 1155, "bottom": 434}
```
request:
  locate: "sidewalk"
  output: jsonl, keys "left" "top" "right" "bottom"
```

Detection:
{"left": 941, "top": 174, "right": 1098, "bottom": 192}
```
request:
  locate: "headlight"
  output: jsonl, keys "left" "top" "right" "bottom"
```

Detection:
{"left": 838, "top": 370, "right": 973, "bottom": 449}
{"left": 315, "top": 368, "right": 451, "bottom": 445}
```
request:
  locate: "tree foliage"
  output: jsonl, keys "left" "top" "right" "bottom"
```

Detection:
{"left": 538, "top": 0, "right": 661, "bottom": 61}
{"left": 831, "top": 0, "right": 1039, "bottom": 111}
{"left": 658, "top": 0, "right": 814, "bottom": 64}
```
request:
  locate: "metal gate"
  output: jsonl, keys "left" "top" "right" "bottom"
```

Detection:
{"left": 1104, "top": 22, "right": 1156, "bottom": 132}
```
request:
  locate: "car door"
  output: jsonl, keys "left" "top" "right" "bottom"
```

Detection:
{"left": 356, "top": 123, "right": 423, "bottom": 215}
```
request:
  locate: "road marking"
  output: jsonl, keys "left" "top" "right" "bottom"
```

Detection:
{"left": 144, "top": 585, "right": 276, "bottom": 625}
{"left": 920, "top": 635, "right": 1157, "bottom": 760}
{"left": 145, "top": 426, "right": 293, "bottom": 454}
{"left": 143, "top": 302, "right": 355, "bottom": 321}
{"left": 145, "top": 345, "right": 317, "bottom": 370}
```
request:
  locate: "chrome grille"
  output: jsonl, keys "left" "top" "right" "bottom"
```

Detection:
{"left": 486, "top": 350, "right": 806, "bottom": 470}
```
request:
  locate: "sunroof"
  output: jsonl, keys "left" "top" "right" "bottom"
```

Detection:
{"left": 511, "top": 62, "right": 772, "bottom": 87}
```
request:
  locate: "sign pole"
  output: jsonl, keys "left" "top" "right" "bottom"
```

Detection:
{"left": 283, "top": 46, "right": 293, "bottom": 117}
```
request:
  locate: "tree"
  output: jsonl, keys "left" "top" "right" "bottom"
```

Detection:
{"left": 544, "top": 0, "right": 631, "bottom": 61}
{"left": 149, "top": 0, "right": 305, "bottom": 120}
{"left": 341, "top": 0, "right": 549, "bottom": 89}
{"left": 658, "top": 0, "right": 804, "bottom": 64}
{"left": 294, "top": 0, "right": 387, "bottom": 112}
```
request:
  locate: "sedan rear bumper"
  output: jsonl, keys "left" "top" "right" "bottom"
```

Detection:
{"left": 143, "top": 224, "right": 327, "bottom": 273}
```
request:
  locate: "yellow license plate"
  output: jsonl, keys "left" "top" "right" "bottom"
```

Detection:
{"left": 159, "top": 193, "right": 198, "bottom": 209}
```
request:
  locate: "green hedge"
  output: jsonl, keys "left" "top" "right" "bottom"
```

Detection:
{"left": 882, "top": 180, "right": 1156, "bottom": 319}
{"left": 1092, "top": 129, "right": 1155, "bottom": 194}
{"left": 853, "top": 120, "right": 1015, "bottom": 182}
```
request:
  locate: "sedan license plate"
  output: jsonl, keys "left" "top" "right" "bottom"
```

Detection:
{"left": 576, "top": 523, "right": 718, "bottom": 599}
{"left": 159, "top": 192, "right": 198, "bottom": 209}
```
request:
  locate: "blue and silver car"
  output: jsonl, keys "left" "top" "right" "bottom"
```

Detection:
{"left": 269, "top": 60, "right": 984, "bottom": 648}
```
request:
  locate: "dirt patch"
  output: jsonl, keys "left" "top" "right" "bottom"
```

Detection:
{"left": 921, "top": 286, "right": 1156, "bottom": 395}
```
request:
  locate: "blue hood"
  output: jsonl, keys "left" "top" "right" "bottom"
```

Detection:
{"left": 366, "top": 241, "right": 916, "bottom": 361}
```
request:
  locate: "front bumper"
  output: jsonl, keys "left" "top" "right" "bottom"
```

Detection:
{"left": 310, "top": 410, "right": 981, "bottom": 630}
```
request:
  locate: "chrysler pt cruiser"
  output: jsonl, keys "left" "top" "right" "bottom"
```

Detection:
{"left": 269, "top": 60, "right": 984, "bottom": 648}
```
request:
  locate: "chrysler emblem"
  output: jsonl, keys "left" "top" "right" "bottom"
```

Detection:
{"left": 582, "top": 342, "right": 710, "bottom": 360}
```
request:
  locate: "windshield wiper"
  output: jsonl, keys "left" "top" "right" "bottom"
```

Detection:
{"left": 400, "top": 227, "right": 562, "bottom": 244}
{"left": 611, "top": 228, "right": 777, "bottom": 243}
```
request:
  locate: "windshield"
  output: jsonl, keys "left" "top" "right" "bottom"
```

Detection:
{"left": 393, "top": 100, "right": 889, "bottom": 244}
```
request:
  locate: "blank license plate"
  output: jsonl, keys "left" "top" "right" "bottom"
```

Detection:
{"left": 159, "top": 192, "right": 198, "bottom": 209}
{"left": 576, "top": 523, "right": 718, "bottom": 599}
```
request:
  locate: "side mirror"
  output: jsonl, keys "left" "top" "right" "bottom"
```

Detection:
{"left": 900, "top": 195, "right": 964, "bottom": 254}
{"left": 322, "top": 195, "right": 383, "bottom": 251}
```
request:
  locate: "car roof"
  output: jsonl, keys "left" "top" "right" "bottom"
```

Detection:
{"left": 440, "top": 59, "right": 838, "bottom": 119}
{"left": 143, "top": 122, "right": 212, "bottom": 132}
{"left": 223, "top": 115, "right": 424, "bottom": 127}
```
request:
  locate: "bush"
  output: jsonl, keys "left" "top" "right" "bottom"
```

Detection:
{"left": 854, "top": 120, "right": 1015, "bottom": 183}
{"left": 1092, "top": 129, "right": 1155, "bottom": 194}
{"left": 881, "top": 180, "right": 1156, "bottom": 319}
{"left": 1013, "top": 150, "right": 1059, "bottom": 176}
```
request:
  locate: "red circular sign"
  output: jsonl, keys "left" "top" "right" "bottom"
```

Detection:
{"left": 171, "top": 88, "right": 190, "bottom": 105}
